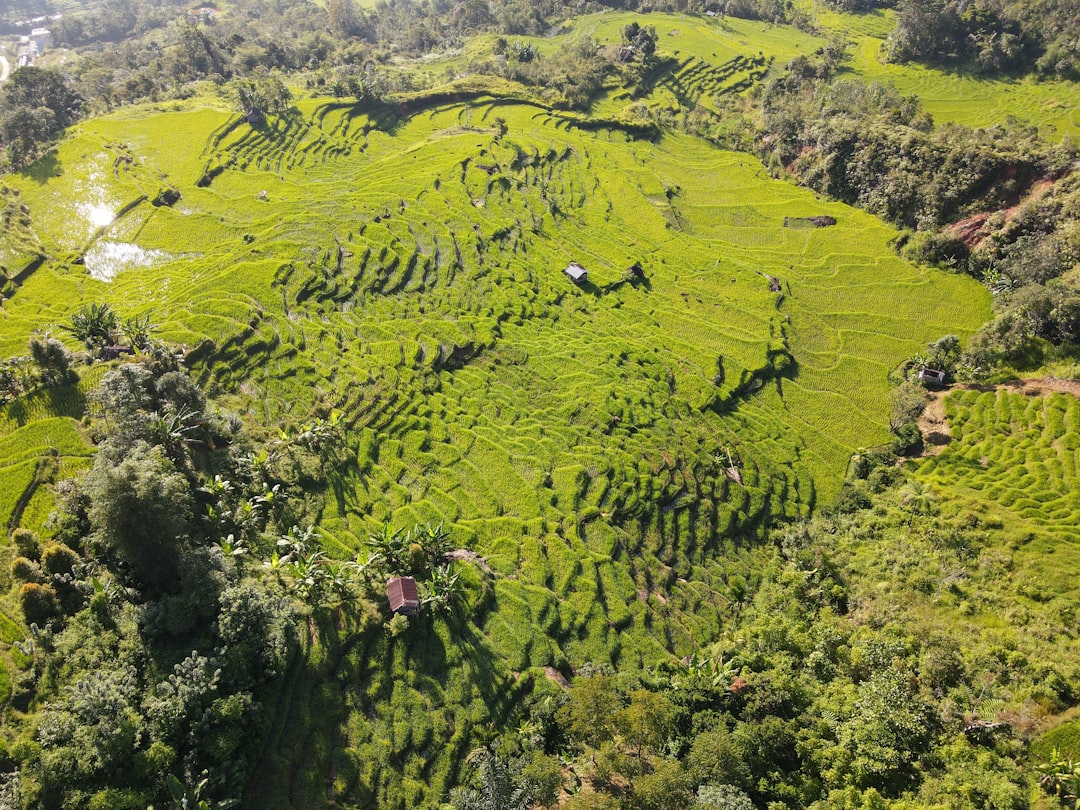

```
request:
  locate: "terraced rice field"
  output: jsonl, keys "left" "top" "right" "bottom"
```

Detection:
{"left": 801, "top": 4, "right": 1080, "bottom": 139}
{"left": 916, "top": 389, "right": 1080, "bottom": 541}
{"left": 0, "top": 15, "right": 1016, "bottom": 804}
{"left": 0, "top": 88, "right": 988, "bottom": 676}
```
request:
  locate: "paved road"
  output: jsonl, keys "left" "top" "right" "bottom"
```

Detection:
{"left": 0, "top": 55, "right": 9, "bottom": 82}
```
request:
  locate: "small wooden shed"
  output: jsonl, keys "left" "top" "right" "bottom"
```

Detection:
{"left": 918, "top": 367, "right": 947, "bottom": 386}
{"left": 387, "top": 576, "right": 420, "bottom": 615}
{"left": 564, "top": 262, "right": 588, "bottom": 284}
{"left": 102, "top": 345, "right": 135, "bottom": 361}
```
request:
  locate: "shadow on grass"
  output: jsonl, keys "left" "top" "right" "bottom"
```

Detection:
{"left": 244, "top": 592, "right": 526, "bottom": 809}
{"left": 21, "top": 151, "right": 62, "bottom": 184}
{"left": 3, "top": 382, "right": 87, "bottom": 428}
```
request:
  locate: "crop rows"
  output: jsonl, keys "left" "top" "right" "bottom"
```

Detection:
{"left": 839, "top": 29, "right": 1080, "bottom": 139}
{"left": 656, "top": 53, "right": 773, "bottom": 111}
{"left": 916, "top": 390, "right": 1080, "bottom": 538}
{"left": 4, "top": 92, "right": 990, "bottom": 574}
{"left": 0, "top": 71, "right": 991, "bottom": 803}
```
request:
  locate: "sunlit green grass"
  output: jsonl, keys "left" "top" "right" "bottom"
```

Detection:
{"left": 797, "top": 2, "right": 1080, "bottom": 139}
{"left": 916, "top": 390, "right": 1080, "bottom": 540}
{"left": 0, "top": 60, "right": 993, "bottom": 806}
{"left": 1, "top": 91, "right": 989, "bottom": 630}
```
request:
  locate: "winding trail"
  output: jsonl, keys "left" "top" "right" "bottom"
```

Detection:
{"left": 918, "top": 377, "right": 1080, "bottom": 457}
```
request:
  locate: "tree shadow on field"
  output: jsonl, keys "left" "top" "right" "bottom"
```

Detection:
{"left": 22, "top": 151, "right": 62, "bottom": 184}
{"left": 244, "top": 599, "right": 523, "bottom": 805}
{"left": 4, "top": 382, "right": 86, "bottom": 428}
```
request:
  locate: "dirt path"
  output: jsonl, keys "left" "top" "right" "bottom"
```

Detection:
{"left": 917, "top": 377, "right": 1080, "bottom": 457}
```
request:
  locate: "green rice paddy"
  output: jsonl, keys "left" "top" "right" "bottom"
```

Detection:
{"left": 5, "top": 9, "right": 1073, "bottom": 804}
{"left": 916, "top": 389, "right": 1080, "bottom": 542}
{"left": 802, "top": 4, "right": 1080, "bottom": 140}
{"left": 0, "top": 87, "right": 988, "bottom": 672}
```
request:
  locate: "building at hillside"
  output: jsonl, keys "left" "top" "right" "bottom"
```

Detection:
{"left": 30, "top": 28, "right": 52, "bottom": 50}
{"left": 564, "top": 262, "right": 588, "bottom": 284}
{"left": 918, "top": 367, "right": 947, "bottom": 386}
{"left": 387, "top": 576, "right": 421, "bottom": 615}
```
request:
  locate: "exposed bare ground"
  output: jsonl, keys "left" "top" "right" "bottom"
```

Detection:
{"left": 917, "top": 377, "right": 1080, "bottom": 457}
{"left": 946, "top": 179, "right": 1055, "bottom": 249}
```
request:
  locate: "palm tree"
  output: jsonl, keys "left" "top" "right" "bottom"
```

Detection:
{"left": 62, "top": 302, "right": 119, "bottom": 348}
{"left": 119, "top": 312, "right": 158, "bottom": 351}
{"left": 898, "top": 480, "right": 936, "bottom": 525}
{"left": 423, "top": 564, "right": 462, "bottom": 614}
{"left": 165, "top": 774, "right": 237, "bottom": 810}
{"left": 450, "top": 746, "right": 542, "bottom": 810}
{"left": 148, "top": 405, "right": 203, "bottom": 466}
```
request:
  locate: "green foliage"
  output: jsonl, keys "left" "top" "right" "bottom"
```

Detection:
{"left": 884, "top": 0, "right": 1080, "bottom": 77}
{"left": 693, "top": 784, "right": 755, "bottom": 810}
{"left": 84, "top": 441, "right": 193, "bottom": 595}
{"left": 41, "top": 542, "right": 79, "bottom": 577}
{"left": 1036, "top": 747, "right": 1080, "bottom": 806}
{"left": 18, "top": 582, "right": 60, "bottom": 625}
{"left": 449, "top": 745, "right": 553, "bottom": 810}
{"left": 27, "top": 334, "right": 76, "bottom": 388}
{"left": 0, "top": 67, "right": 83, "bottom": 169}
{"left": 62, "top": 302, "right": 119, "bottom": 349}
{"left": 763, "top": 72, "right": 1068, "bottom": 230}
{"left": 889, "top": 379, "right": 928, "bottom": 431}
{"left": 11, "top": 528, "right": 40, "bottom": 560}
{"left": 1, "top": 5, "right": 1073, "bottom": 807}
{"left": 687, "top": 725, "right": 752, "bottom": 789}
{"left": 165, "top": 774, "right": 238, "bottom": 810}
{"left": 556, "top": 675, "right": 622, "bottom": 749}
{"left": 214, "top": 583, "right": 295, "bottom": 691}
{"left": 11, "top": 556, "right": 44, "bottom": 584}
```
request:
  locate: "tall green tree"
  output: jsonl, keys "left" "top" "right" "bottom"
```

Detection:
{"left": 84, "top": 442, "right": 193, "bottom": 595}
{"left": 0, "top": 66, "right": 83, "bottom": 168}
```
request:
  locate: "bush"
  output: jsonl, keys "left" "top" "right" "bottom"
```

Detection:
{"left": 831, "top": 482, "right": 872, "bottom": 514}
{"left": 41, "top": 542, "right": 80, "bottom": 577}
{"left": 11, "top": 555, "right": 45, "bottom": 584}
{"left": 28, "top": 334, "right": 76, "bottom": 388}
{"left": 11, "top": 529, "right": 40, "bottom": 561}
{"left": 891, "top": 422, "right": 922, "bottom": 455}
{"left": 88, "top": 788, "right": 147, "bottom": 810}
{"left": 694, "top": 784, "right": 756, "bottom": 810}
{"left": 19, "top": 582, "right": 61, "bottom": 625}
{"left": 902, "top": 231, "right": 970, "bottom": 269}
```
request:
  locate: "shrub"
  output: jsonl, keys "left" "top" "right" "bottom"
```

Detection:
{"left": 18, "top": 582, "right": 61, "bottom": 625}
{"left": 88, "top": 788, "right": 147, "bottom": 810}
{"left": 27, "top": 334, "right": 76, "bottom": 387}
{"left": 891, "top": 422, "right": 922, "bottom": 455}
{"left": 41, "top": 543, "right": 79, "bottom": 577}
{"left": 902, "top": 231, "right": 970, "bottom": 269}
{"left": 10, "top": 528, "right": 40, "bottom": 561}
{"left": 10, "top": 557, "right": 44, "bottom": 584}
{"left": 694, "top": 784, "right": 756, "bottom": 810}
{"left": 831, "top": 482, "right": 872, "bottom": 514}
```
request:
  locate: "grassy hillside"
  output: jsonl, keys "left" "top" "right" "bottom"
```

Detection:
{"left": 804, "top": 5, "right": 1080, "bottom": 139}
{"left": 3, "top": 7, "right": 1048, "bottom": 806}
{"left": 3, "top": 96, "right": 988, "bottom": 525}
{"left": 0, "top": 85, "right": 989, "bottom": 803}
{"left": 915, "top": 388, "right": 1080, "bottom": 593}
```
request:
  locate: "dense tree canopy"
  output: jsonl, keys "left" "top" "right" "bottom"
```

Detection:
{"left": 0, "top": 67, "right": 83, "bottom": 168}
